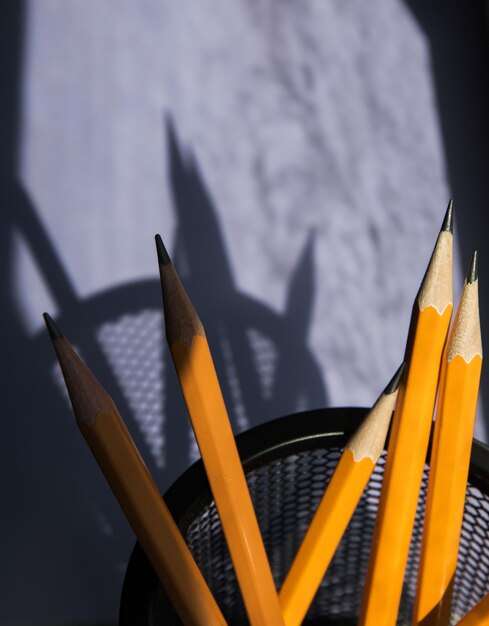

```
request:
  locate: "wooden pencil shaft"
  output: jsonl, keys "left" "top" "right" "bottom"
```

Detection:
{"left": 412, "top": 357, "right": 481, "bottom": 626}
{"left": 360, "top": 270, "right": 454, "bottom": 626}
{"left": 171, "top": 337, "right": 284, "bottom": 626}
{"left": 280, "top": 451, "right": 373, "bottom": 626}
{"left": 413, "top": 275, "right": 482, "bottom": 626}
{"left": 160, "top": 265, "right": 205, "bottom": 348}
{"left": 359, "top": 221, "right": 453, "bottom": 626}
{"left": 447, "top": 277, "right": 481, "bottom": 363}
{"left": 79, "top": 414, "right": 226, "bottom": 626}
{"left": 50, "top": 336, "right": 227, "bottom": 626}
{"left": 279, "top": 383, "right": 399, "bottom": 626}
{"left": 359, "top": 306, "right": 452, "bottom": 626}
{"left": 158, "top": 244, "right": 284, "bottom": 626}
{"left": 417, "top": 230, "right": 453, "bottom": 314}
{"left": 346, "top": 381, "right": 401, "bottom": 463}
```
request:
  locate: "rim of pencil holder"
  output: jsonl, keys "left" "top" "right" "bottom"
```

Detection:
{"left": 119, "top": 407, "right": 489, "bottom": 626}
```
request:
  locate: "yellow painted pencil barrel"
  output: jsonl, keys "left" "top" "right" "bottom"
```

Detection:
{"left": 44, "top": 314, "right": 227, "bottom": 626}
{"left": 359, "top": 205, "right": 454, "bottom": 626}
{"left": 279, "top": 364, "right": 404, "bottom": 626}
{"left": 156, "top": 236, "right": 284, "bottom": 626}
{"left": 413, "top": 253, "right": 482, "bottom": 626}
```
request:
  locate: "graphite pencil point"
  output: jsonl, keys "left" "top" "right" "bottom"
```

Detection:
{"left": 384, "top": 362, "right": 406, "bottom": 395}
{"left": 467, "top": 250, "right": 478, "bottom": 284}
{"left": 155, "top": 234, "right": 172, "bottom": 266}
{"left": 43, "top": 312, "right": 64, "bottom": 341}
{"left": 441, "top": 200, "right": 454, "bottom": 234}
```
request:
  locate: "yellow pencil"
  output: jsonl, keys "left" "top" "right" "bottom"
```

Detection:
{"left": 456, "top": 594, "right": 489, "bottom": 626}
{"left": 279, "top": 364, "right": 404, "bottom": 626}
{"left": 413, "top": 252, "right": 482, "bottom": 626}
{"left": 43, "top": 314, "right": 227, "bottom": 626}
{"left": 156, "top": 236, "right": 284, "bottom": 626}
{"left": 359, "top": 202, "right": 454, "bottom": 626}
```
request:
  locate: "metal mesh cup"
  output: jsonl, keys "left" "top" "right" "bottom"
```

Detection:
{"left": 119, "top": 407, "right": 489, "bottom": 625}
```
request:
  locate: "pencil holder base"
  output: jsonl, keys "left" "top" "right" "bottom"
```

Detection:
{"left": 120, "top": 407, "right": 489, "bottom": 625}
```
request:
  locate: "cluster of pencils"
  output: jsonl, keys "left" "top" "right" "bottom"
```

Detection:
{"left": 44, "top": 201, "right": 487, "bottom": 626}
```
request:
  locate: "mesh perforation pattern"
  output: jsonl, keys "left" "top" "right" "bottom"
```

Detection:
{"left": 120, "top": 408, "right": 489, "bottom": 626}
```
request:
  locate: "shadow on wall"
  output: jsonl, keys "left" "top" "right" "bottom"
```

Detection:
{"left": 3, "top": 1, "right": 489, "bottom": 622}
{"left": 0, "top": 115, "right": 327, "bottom": 621}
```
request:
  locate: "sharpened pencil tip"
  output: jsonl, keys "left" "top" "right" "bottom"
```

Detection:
{"left": 467, "top": 250, "right": 478, "bottom": 284}
{"left": 43, "top": 312, "right": 64, "bottom": 341}
{"left": 155, "top": 234, "right": 172, "bottom": 266}
{"left": 384, "top": 362, "right": 406, "bottom": 395}
{"left": 441, "top": 199, "right": 454, "bottom": 233}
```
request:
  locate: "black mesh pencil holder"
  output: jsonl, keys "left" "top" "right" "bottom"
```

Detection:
{"left": 119, "top": 407, "right": 489, "bottom": 625}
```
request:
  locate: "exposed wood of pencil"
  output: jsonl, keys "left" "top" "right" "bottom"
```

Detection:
{"left": 456, "top": 593, "right": 489, "bottom": 625}
{"left": 156, "top": 236, "right": 284, "bottom": 626}
{"left": 43, "top": 314, "right": 227, "bottom": 626}
{"left": 359, "top": 203, "right": 454, "bottom": 626}
{"left": 279, "top": 364, "right": 404, "bottom": 626}
{"left": 413, "top": 252, "right": 482, "bottom": 626}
